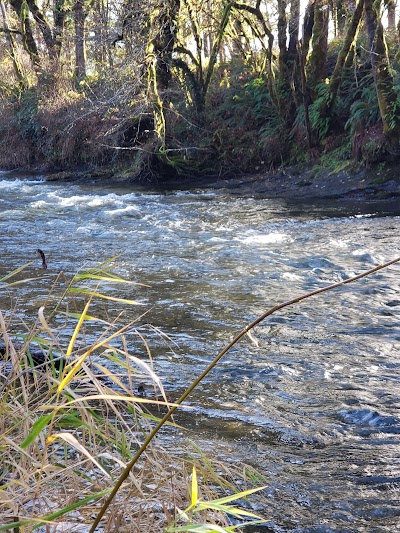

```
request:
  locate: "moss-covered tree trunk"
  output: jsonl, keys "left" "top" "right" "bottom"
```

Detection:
{"left": 277, "top": 0, "right": 287, "bottom": 78}
{"left": 9, "top": 0, "right": 41, "bottom": 69}
{"left": 0, "top": 0, "right": 27, "bottom": 84}
{"left": 146, "top": 0, "right": 181, "bottom": 148}
{"left": 387, "top": 0, "right": 396, "bottom": 33}
{"left": 276, "top": 0, "right": 301, "bottom": 123}
{"left": 308, "top": 0, "right": 329, "bottom": 91}
{"left": 73, "top": 0, "right": 86, "bottom": 82}
{"left": 25, "top": 0, "right": 62, "bottom": 60}
{"left": 329, "top": 0, "right": 364, "bottom": 104}
{"left": 365, "top": 0, "right": 400, "bottom": 144}
{"left": 287, "top": 0, "right": 300, "bottom": 67}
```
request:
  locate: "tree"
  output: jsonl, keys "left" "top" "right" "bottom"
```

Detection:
{"left": 365, "top": 0, "right": 400, "bottom": 144}
{"left": 73, "top": 0, "right": 87, "bottom": 82}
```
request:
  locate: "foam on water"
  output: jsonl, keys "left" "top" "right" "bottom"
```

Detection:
{"left": 104, "top": 205, "right": 140, "bottom": 216}
{"left": 0, "top": 178, "right": 44, "bottom": 186}
{"left": 241, "top": 232, "right": 290, "bottom": 245}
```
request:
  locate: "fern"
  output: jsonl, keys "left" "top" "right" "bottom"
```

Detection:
{"left": 345, "top": 85, "right": 381, "bottom": 135}
{"left": 308, "top": 83, "right": 331, "bottom": 140}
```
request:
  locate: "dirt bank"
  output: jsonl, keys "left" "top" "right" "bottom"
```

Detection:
{"left": 5, "top": 160, "right": 400, "bottom": 205}
{"left": 196, "top": 165, "right": 400, "bottom": 202}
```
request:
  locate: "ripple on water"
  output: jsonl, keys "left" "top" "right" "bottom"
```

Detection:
{"left": 1, "top": 180, "right": 399, "bottom": 531}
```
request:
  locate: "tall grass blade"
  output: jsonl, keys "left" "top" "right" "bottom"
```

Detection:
{"left": 20, "top": 414, "right": 53, "bottom": 449}
{"left": 0, "top": 262, "right": 33, "bottom": 282}
{"left": 66, "top": 300, "right": 91, "bottom": 358}
{"left": 68, "top": 287, "right": 141, "bottom": 305}
{"left": 46, "top": 432, "right": 111, "bottom": 478}
{"left": 0, "top": 489, "right": 111, "bottom": 531}
{"left": 209, "top": 485, "right": 267, "bottom": 505}
{"left": 41, "top": 394, "right": 187, "bottom": 409}
{"left": 167, "top": 524, "right": 231, "bottom": 532}
{"left": 191, "top": 466, "right": 198, "bottom": 506}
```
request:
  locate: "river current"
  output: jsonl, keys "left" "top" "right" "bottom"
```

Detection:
{"left": 1, "top": 174, "right": 400, "bottom": 532}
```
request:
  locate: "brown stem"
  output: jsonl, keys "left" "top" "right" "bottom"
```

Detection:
{"left": 89, "top": 256, "right": 400, "bottom": 532}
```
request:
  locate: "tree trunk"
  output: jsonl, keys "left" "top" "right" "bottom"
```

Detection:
{"left": 308, "top": 0, "right": 329, "bottom": 90}
{"left": 0, "top": 0, "right": 26, "bottom": 85}
{"left": 53, "top": 0, "right": 66, "bottom": 58}
{"left": 146, "top": 0, "right": 181, "bottom": 147}
{"left": 365, "top": 0, "right": 400, "bottom": 143}
{"left": 335, "top": 0, "right": 347, "bottom": 37}
{"left": 287, "top": 0, "right": 301, "bottom": 103}
{"left": 277, "top": 0, "right": 287, "bottom": 77}
{"left": 73, "top": 0, "right": 86, "bottom": 82}
{"left": 150, "top": 0, "right": 181, "bottom": 91}
{"left": 203, "top": 2, "right": 232, "bottom": 97}
{"left": 9, "top": 0, "right": 41, "bottom": 68}
{"left": 302, "top": 1, "right": 315, "bottom": 63}
{"left": 329, "top": 0, "right": 364, "bottom": 104}
{"left": 287, "top": 0, "right": 300, "bottom": 65}
{"left": 25, "top": 0, "right": 57, "bottom": 58}
{"left": 387, "top": 0, "right": 396, "bottom": 33}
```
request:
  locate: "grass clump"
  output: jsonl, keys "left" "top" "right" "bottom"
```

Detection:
{"left": 0, "top": 260, "right": 267, "bottom": 532}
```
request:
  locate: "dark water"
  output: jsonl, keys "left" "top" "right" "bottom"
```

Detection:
{"left": 1, "top": 174, "right": 400, "bottom": 532}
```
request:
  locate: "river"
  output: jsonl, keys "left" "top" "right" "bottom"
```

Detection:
{"left": 1, "top": 174, "right": 400, "bottom": 532}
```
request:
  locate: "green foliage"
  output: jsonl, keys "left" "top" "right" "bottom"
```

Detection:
{"left": 166, "top": 466, "right": 267, "bottom": 532}
{"left": 208, "top": 68, "right": 283, "bottom": 170}
{"left": 308, "top": 82, "right": 331, "bottom": 140}
{"left": 209, "top": 74, "right": 272, "bottom": 129}
{"left": 14, "top": 88, "right": 41, "bottom": 141}
{"left": 345, "top": 81, "right": 381, "bottom": 135}
{"left": 312, "top": 137, "right": 353, "bottom": 174}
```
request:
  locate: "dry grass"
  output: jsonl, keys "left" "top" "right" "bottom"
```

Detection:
{"left": 0, "top": 262, "right": 265, "bottom": 532}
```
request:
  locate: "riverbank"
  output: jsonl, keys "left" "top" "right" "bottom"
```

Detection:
{"left": 206, "top": 163, "right": 400, "bottom": 201}
{"left": 3, "top": 158, "right": 400, "bottom": 204}
{"left": 39, "top": 159, "right": 400, "bottom": 204}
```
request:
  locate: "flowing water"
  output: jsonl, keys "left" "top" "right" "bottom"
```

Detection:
{"left": 1, "top": 173, "right": 400, "bottom": 532}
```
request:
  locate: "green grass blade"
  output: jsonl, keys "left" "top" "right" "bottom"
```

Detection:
{"left": 74, "top": 273, "right": 130, "bottom": 283}
{"left": 31, "top": 489, "right": 112, "bottom": 530}
{"left": 66, "top": 299, "right": 91, "bottom": 358}
{"left": 0, "top": 262, "right": 33, "bottom": 282}
{"left": 167, "top": 524, "right": 229, "bottom": 532}
{"left": 60, "top": 311, "right": 109, "bottom": 323}
{"left": 209, "top": 485, "right": 267, "bottom": 505}
{"left": 0, "top": 277, "right": 41, "bottom": 289}
{"left": 68, "top": 287, "right": 141, "bottom": 305}
{"left": 0, "top": 489, "right": 111, "bottom": 531}
{"left": 20, "top": 414, "right": 53, "bottom": 449}
{"left": 196, "top": 502, "right": 263, "bottom": 519}
{"left": 191, "top": 466, "right": 198, "bottom": 506}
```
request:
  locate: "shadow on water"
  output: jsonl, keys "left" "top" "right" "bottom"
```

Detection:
{"left": 0, "top": 175, "right": 399, "bottom": 531}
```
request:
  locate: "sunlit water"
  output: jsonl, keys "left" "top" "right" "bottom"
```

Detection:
{"left": 1, "top": 174, "right": 400, "bottom": 531}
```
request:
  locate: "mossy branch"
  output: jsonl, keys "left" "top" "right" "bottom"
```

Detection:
{"left": 89, "top": 256, "right": 399, "bottom": 531}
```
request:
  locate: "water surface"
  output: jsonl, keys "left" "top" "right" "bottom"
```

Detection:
{"left": 1, "top": 175, "right": 399, "bottom": 531}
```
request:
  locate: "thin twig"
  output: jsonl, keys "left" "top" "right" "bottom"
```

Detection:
{"left": 89, "top": 257, "right": 399, "bottom": 532}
